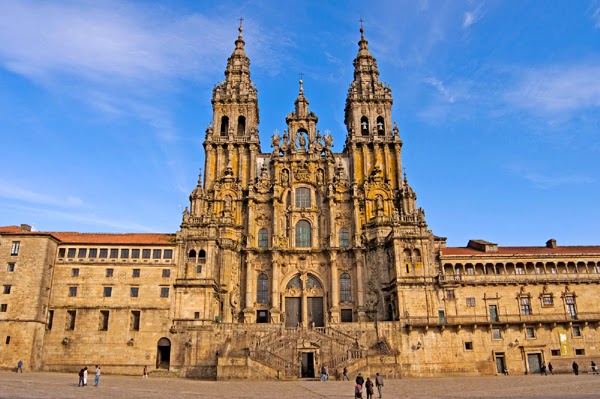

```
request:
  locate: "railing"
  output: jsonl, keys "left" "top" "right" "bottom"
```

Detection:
{"left": 439, "top": 272, "right": 600, "bottom": 285}
{"left": 313, "top": 326, "right": 357, "bottom": 346}
{"left": 405, "top": 312, "right": 600, "bottom": 327}
{"left": 250, "top": 349, "right": 296, "bottom": 376}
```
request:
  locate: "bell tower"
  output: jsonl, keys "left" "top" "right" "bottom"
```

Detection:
{"left": 203, "top": 20, "right": 260, "bottom": 191}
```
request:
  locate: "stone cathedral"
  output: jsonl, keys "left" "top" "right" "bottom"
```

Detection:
{"left": 1, "top": 26, "right": 600, "bottom": 379}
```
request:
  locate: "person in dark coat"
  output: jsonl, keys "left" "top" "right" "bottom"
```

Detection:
{"left": 355, "top": 372, "right": 364, "bottom": 387}
{"left": 548, "top": 362, "right": 553, "bottom": 375}
{"left": 572, "top": 361, "right": 579, "bottom": 375}
{"left": 365, "top": 377, "right": 374, "bottom": 399}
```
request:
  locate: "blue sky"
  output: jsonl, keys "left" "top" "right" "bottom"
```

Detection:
{"left": 1, "top": 0, "right": 599, "bottom": 247}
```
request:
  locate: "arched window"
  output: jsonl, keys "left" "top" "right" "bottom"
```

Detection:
{"left": 258, "top": 228, "right": 269, "bottom": 248}
{"left": 237, "top": 115, "right": 246, "bottom": 136}
{"left": 360, "top": 116, "right": 369, "bottom": 135}
{"left": 295, "top": 220, "right": 311, "bottom": 247}
{"left": 376, "top": 116, "right": 385, "bottom": 135}
{"left": 286, "top": 275, "right": 302, "bottom": 289}
{"left": 257, "top": 273, "right": 269, "bottom": 304}
{"left": 295, "top": 187, "right": 311, "bottom": 208}
{"left": 220, "top": 116, "right": 229, "bottom": 136}
{"left": 339, "top": 227, "right": 349, "bottom": 248}
{"left": 340, "top": 273, "right": 352, "bottom": 302}
{"left": 307, "top": 274, "right": 322, "bottom": 289}
{"left": 198, "top": 249, "right": 206, "bottom": 263}
{"left": 188, "top": 249, "right": 196, "bottom": 258}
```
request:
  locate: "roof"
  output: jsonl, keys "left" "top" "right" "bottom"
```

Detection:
{"left": 441, "top": 246, "right": 600, "bottom": 257}
{"left": 0, "top": 226, "right": 175, "bottom": 245}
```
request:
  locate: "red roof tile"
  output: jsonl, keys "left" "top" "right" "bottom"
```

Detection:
{"left": 0, "top": 225, "right": 22, "bottom": 233}
{"left": 50, "top": 232, "right": 176, "bottom": 245}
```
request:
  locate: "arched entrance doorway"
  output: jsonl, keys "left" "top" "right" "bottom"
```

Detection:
{"left": 156, "top": 337, "right": 171, "bottom": 369}
{"left": 283, "top": 273, "right": 325, "bottom": 328}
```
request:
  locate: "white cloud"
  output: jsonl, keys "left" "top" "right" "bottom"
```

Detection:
{"left": 594, "top": 7, "right": 600, "bottom": 28}
{"left": 0, "top": 179, "right": 83, "bottom": 208}
{"left": 424, "top": 77, "right": 455, "bottom": 103}
{"left": 505, "top": 64, "right": 600, "bottom": 114}
{"left": 504, "top": 164, "right": 595, "bottom": 189}
{"left": 463, "top": 6, "right": 482, "bottom": 29}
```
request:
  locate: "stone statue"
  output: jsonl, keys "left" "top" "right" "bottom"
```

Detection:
{"left": 297, "top": 132, "right": 306, "bottom": 149}
{"left": 375, "top": 195, "right": 384, "bottom": 212}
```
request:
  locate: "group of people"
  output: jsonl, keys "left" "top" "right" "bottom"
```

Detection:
{"left": 354, "top": 372, "right": 384, "bottom": 399}
{"left": 77, "top": 365, "right": 101, "bottom": 387}
{"left": 572, "top": 360, "right": 599, "bottom": 375}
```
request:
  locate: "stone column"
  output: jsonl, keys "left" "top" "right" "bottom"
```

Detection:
{"left": 271, "top": 257, "right": 281, "bottom": 323}
{"left": 356, "top": 253, "right": 366, "bottom": 321}
{"left": 301, "top": 273, "right": 308, "bottom": 328}
{"left": 243, "top": 257, "right": 254, "bottom": 323}
{"left": 394, "top": 144, "right": 402, "bottom": 189}
{"left": 330, "top": 255, "right": 340, "bottom": 323}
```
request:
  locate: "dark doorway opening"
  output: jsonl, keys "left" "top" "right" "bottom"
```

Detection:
{"left": 156, "top": 337, "right": 171, "bottom": 370}
{"left": 495, "top": 353, "right": 506, "bottom": 374}
{"left": 285, "top": 297, "right": 301, "bottom": 328}
{"left": 301, "top": 352, "right": 315, "bottom": 378}
{"left": 308, "top": 297, "right": 324, "bottom": 327}
{"left": 256, "top": 310, "right": 269, "bottom": 323}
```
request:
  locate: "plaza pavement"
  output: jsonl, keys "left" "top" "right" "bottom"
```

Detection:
{"left": 1, "top": 371, "right": 600, "bottom": 399}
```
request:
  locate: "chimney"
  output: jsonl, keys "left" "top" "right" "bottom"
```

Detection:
{"left": 546, "top": 239, "right": 557, "bottom": 249}
{"left": 20, "top": 224, "right": 32, "bottom": 232}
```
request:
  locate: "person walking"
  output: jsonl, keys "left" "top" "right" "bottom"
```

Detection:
{"left": 355, "top": 372, "right": 364, "bottom": 387}
{"left": 82, "top": 366, "right": 88, "bottom": 386}
{"left": 365, "top": 377, "right": 374, "bottom": 399}
{"left": 591, "top": 361, "right": 599, "bottom": 375}
{"left": 78, "top": 368, "right": 85, "bottom": 387}
{"left": 375, "top": 372, "right": 384, "bottom": 398}
{"left": 548, "top": 362, "right": 553, "bottom": 375}
{"left": 540, "top": 363, "right": 547, "bottom": 376}
{"left": 324, "top": 365, "right": 329, "bottom": 381}
{"left": 17, "top": 360, "right": 23, "bottom": 373}
{"left": 572, "top": 361, "right": 579, "bottom": 375}
{"left": 143, "top": 365, "right": 148, "bottom": 379}
{"left": 320, "top": 365, "right": 327, "bottom": 382}
{"left": 343, "top": 366, "right": 350, "bottom": 381}
{"left": 94, "top": 365, "right": 101, "bottom": 386}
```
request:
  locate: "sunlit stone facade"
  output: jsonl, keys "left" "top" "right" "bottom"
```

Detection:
{"left": 1, "top": 26, "right": 599, "bottom": 379}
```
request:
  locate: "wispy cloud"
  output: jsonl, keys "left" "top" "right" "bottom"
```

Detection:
{"left": 0, "top": 179, "right": 83, "bottom": 208}
{"left": 505, "top": 164, "right": 595, "bottom": 189}
{"left": 593, "top": 7, "right": 600, "bottom": 28}
{"left": 424, "top": 77, "right": 455, "bottom": 103}
{"left": 504, "top": 63, "right": 600, "bottom": 114}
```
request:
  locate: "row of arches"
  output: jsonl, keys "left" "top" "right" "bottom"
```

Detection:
{"left": 220, "top": 115, "right": 246, "bottom": 136}
{"left": 360, "top": 115, "right": 385, "bottom": 135}
{"left": 443, "top": 261, "right": 600, "bottom": 277}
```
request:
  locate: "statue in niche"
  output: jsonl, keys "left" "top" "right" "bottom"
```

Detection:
{"left": 297, "top": 131, "right": 306, "bottom": 149}
{"left": 281, "top": 169, "right": 289, "bottom": 185}
{"left": 392, "top": 207, "right": 400, "bottom": 222}
{"left": 224, "top": 195, "right": 233, "bottom": 212}
{"left": 316, "top": 169, "right": 324, "bottom": 185}
{"left": 375, "top": 195, "right": 384, "bottom": 212}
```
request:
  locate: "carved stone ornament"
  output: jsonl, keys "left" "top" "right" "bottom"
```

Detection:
{"left": 293, "top": 160, "right": 311, "bottom": 182}
{"left": 255, "top": 212, "right": 272, "bottom": 226}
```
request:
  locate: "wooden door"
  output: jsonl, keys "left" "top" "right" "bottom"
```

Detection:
{"left": 308, "top": 297, "right": 324, "bottom": 327}
{"left": 285, "top": 297, "right": 301, "bottom": 328}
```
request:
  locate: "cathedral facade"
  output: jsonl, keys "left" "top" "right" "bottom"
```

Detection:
{"left": 1, "top": 26, "right": 600, "bottom": 379}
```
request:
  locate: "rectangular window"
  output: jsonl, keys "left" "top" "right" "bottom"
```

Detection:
{"left": 10, "top": 241, "right": 20, "bottom": 256}
{"left": 110, "top": 249, "right": 118, "bottom": 258}
{"left": 542, "top": 295, "right": 554, "bottom": 306}
{"left": 194, "top": 312, "right": 200, "bottom": 319}
{"left": 466, "top": 297, "right": 475, "bottom": 307}
{"left": 66, "top": 310, "right": 76, "bottom": 330}
{"left": 575, "top": 349, "right": 585, "bottom": 356}
{"left": 516, "top": 266, "right": 524, "bottom": 275}
{"left": 164, "top": 249, "right": 173, "bottom": 259}
{"left": 99, "top": 249, "right": 108, "bottom": 258}
{"left": 47, "top": 310, "right": 54, "bottom": 330}
{"left": 130, "top": 311, "right": 140, "bottom": 331}
{"left": 106, "top": 268, "right": 114, "bottom": 277}
{"left": 142, "top": 249, "right": 151, "bottom": 259}
{"left": 77, "top": 248, "right": 87, "bottom": 258}
{"left": 492, "top": 328, "right": 502, "bottom": 339}
{"left": 551, "top": 349, "right": 561, "bottom": 356}
{"left": 153, "top": 249, "right": 162, "bottom": 259}
{"left": 162, "top": 269, "right": 170, "bottom": 278}
{"left": 160, "top": 287, "right": 170, "bottom": 298}
{"left": 464, "top": 342, "right": 473, "bottom": 350}
{"left": 572, "top": 325, "right": 582, "bottom": 337}
{"left": 99, "top": 310, "right": 109, "bottom": 331}
{"left": 196, "top": 265, "right": 202, "bottom": 273}
{"left": 58, "top": 248, "right": 66, "bottom": 258}
{"left": 466, "top": 267, "right": 474, "bottom": 275}
{"left": 121, "top": 249, "right": 129, "bottom": 259}
{"left": 132, "top": 269, "right": 140, "bottom": 278}
{"left": 68, "top": 287, "right": 77, "bottom": 297}
{"left": 565, "top": 296, "right": 575, "bottom": 304}
{"left": 295, "top": 187, "right": 311, "bottom": 208}
{"left": 103, "top": 287, "right": 112, "bottom": 297}
{"left": 0, "top": 304, "right": 7, "bottom": 312}
{"left": 3, "top": 285, "right": 11, "bottom": 294}
{"left": 526, "top": 326, "right": 536, "bottom": 338}
{"left": 7, "top": 263, "right": 15, "bottom": 272}
{"left": 445, "top": 289, "right": 455, "bottom": 300}
{"left": 88, "top": 248, "right": 97, "bottom": 258}
{"left": 131, "top": 249, "right": 140, "bottom": 259}
{"left": 341, "top": 309, "right": 353, "bottom": 323}
{"left": 5, "top": 336, "right": 10, "bottom": 344}
{"left": 71, "top": 268, "right": 79, "bottom": 277}
{"left": 67, "top": 248, "right": 76, "bottom": 258}
{"left": 520, "top": 297, "right": 532, "bottom": 315}
{"left": 130, "top": 287, "right": 139, "bottom": 298}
